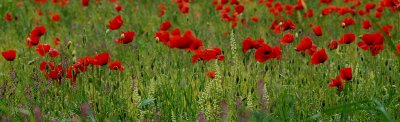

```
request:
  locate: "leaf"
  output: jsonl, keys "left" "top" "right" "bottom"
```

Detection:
{"left": 140, "top": 98, "right": 156, "bottom": 107}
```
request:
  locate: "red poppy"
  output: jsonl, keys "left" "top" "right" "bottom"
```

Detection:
{"left": 328, "top": 40, "right": 338, "bottom": 50}
{"left": 108, "top": 15, "right": 123, "bottom": 30}
{"left": 381, "top": 25, "right": 393, "bottom": 38}
{"left": 281, "top": 20, "right": 296, "bottom": 31}
{"left": 30, "top": 26, "right": 47, "bottom": 37}
{"left": 169, "top": 30, "right": 196, "bottom": 49}
{"left": 192, "top": 48, "right": 224, "bottom": 63}
{"left": 93, "top": 52, "right": 111, "bottom": 66}
{"left": 35, "top": 0, "right": 47, "bottom": 4}
{"left": 51, "top": 14, "right": 60, "bottom": 22}
{"left": 362, "top": 20, "right": 372, "bottom": 30}
{"left": 250, "top": 16, "right": 259, "bottom": 22}
{"left": 357, "top": 32, "right": 385, "bottom": 56}
{"left": 312, "top": 26, "right": 322, "bottom": 36}
{"left": 155, "top": 31, "right": 170, "bottom": 46}
{"left": 37, "top": 9, "right": 44, "bottom": 16}
{"left": 328, "top": 76, "right": 344, "bottom": 91}
{"left": 242, "top": 37, "right": 266, "bottom": 53}
{"left": 115, "top": 31, "right": 135, "bottom": 44}
{"left": 280, "top": 32, "right": 294, "bottom": 45}
{"left": 36, "top": 44, "right": 51, "bottom": 56}
{"left": 364, "top": 2, "right": 376, "bottom": 12}
{"left": 5, "top": 12, "right": 12, "bottom": 22}
{"left": 48, "top": 48, "right": 60, "bottom": 58}
{"left": 234, "top": 5, "right": 244, "bottom": 14}
{"left": 206, "top": 70, "right": 215, "bottom": 79}
{"left": 115, "top": 4, "right": 122, "bottom": 11}
{"left": 339, "top": 67, "right": 352, "bottom": 81}
{"left": 82, "top": 0, "right": 89, "bottom": 7}
{"left": 305, "top": 44, "right": 317, "bottom": 56}
{"left": 109, "top": 61, "right": 124, "bottom": 71}
{"left": 396, "top": 43, "right": 400, "bottom": 53}
{"left": 295, "top": 0, "right": 304, "bottom": 10}
{"left": 188, "top": 38, "right": 204, "bottom": 52}
{"left": 66, "top": 65, "right": 79, "bottom": 86}
{"left": 375, "top": 12, "right": 382, "bottom": 18}
{"left": 338, "top": 33, "right": 356, "bottom": 44}
{"left": 296, "top": 37, "right": 312, "bottom": 52}
{"left": 160, "top": 21, "right": 172, "bottom": 31}
{"left": 341, "top": 17, "right": 355, "bottom": 28}
{"left": 320, "top": 0, "right": 332, "bottom": 4}
{"left": 158, "top": 4, "right": 166, "bottom": 17}
{"left": 311, "top": 49, "right": 328, "bottom": 65}
{"left": 48, "top": 65, "right": 64, "bottom": 81}
{"left": 1, "top": 50, "right": 16, "bottom": 61}
{"left": 255, "top": 45, "right": 282, "bottom": 63}
{"left": 303, "top": 9, "right": 313, "bottom": 18}
{"left": 53, "top": 37, "right": 60, "bottom": 45}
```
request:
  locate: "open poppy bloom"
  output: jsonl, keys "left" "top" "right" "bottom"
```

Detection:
{"left": 338, "top": 33, "right": 355, "bottom": 44}
{"left": 1, "top": 50, "right": 16, "bottom": 61}
{"left": 192, "top": 48, "right": 224, "bottom": 63}
{"left": 82, "top": 0, "right": 89, "bottom": 7}
{"left": 358, "top": 32, "right": 385, "bottom": 56}
{"left": 36, "top": 44, "right": 51, "bottom": 56}
{"left": 160, "top": 21, "right": 172, "bottom": 31}
{"left": 108, "top": 15, "right": 123, "bottom": 30}
{"left": 339, "top": 67, "right": 352, "bottom": 81}
{"left": 48, "top": 48, "right": 60, "bottom": 58}
{"left": 115, "top": 4, "right": 123, "bottom": 11}
{"left": 242, "top": 37, "right": 266, "bottom": 53}
{"left": 312, "top": 26, "right": 322, "bottom": 36}
{"left": 234, "top": 5, "right": 244, "bottom": 14}
{"left": 169, "top": 30, "right": 198, "bottom": 50}
{"left": 295, "top": 37, "right": 312, "bottom": 52}
{"left": 51, "top": 14, "right": 60, "bottom": 22}
{"left": 255, "top": 45, "right": 282, "bottom": 63}
{"left": 93, "top": 52, "right": 111, "bottom": 66}
{"left": 280, "top": 32, "right": 294, "bottom": 45}
{"left": 116, "top": 31, "right": 135, "bottom": 44}
{"left": 155, "top": 31, "right": 170, "bottom": 46}
{"left": 328, "top": 40, "right": 338, "bottom": 50}
{"left": 341, "top": 17, "right": 355, "bottom": 28}
{"left": 328, "top": 76, "right": 344, "bottom": 92}
{"left": 26, "top": 26, "right": 47, "bottom": 47}
{"left": 311, "top": 49, "right": 328, "bottom": 65}
{"left": 362, "top": 20, "right": 372, "bottom": 30}
{"left": 109, "top": 61, "right": 124, "bottom": 71}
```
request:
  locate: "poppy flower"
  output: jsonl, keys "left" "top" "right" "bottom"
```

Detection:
{"left": 305, "top": 44, "right": 318, "bottom": 56}
{"left": 311, "top": 49, "right": 328, "bottom": 65}
{"left": 155, "top": 31, "right": 170, "bottom": 46}
{"left": 5, "top": 12, "right": 12, "bottom": 22}
{"left": 192, "top": 48, "right": 224, "bottom": 63}
{"left": 364, "top": 2, "right": 376, "bottom": 12}
{"left": 160, "top": 21, "right": 172, "bottom": 31}
{"left": 188, "top": 38, "right": 204, "bottom": 52}
{"left": 108, "top": 15, "right": 123, "bottom": 30}
{"left": 178, "top": 2, "right": 190, "bottom": 14}
{"left": 109, "top": 61, "right": 124, "bottom": 71}
{"left": 115, "top": 31, "right": 135, "bottom": 44}
{"left": 242, "top": 37, "right": 266, "bottom": 53}
{"left": 40, "top": 61, "right": 55, "bottom": 72}
{"left": 362, "top": 20, "right": 372, "bottom": 30}
{"left": 66, "top": 65, "right": 80, "bottom": 86}
{"left": 51, "top": 14, "right": 60, "bottom": 22}
{"left": 320, "top": 0, "right": 332, "bottom": 4}
{"left": 250, "top": 16, "right": 259, "bottom": 22}
{"left": 312, "top": 26, "right": 322, "bottom": 36}
{"left": 234, "top": 5, "right": 244, "bottom": 14}
{"left": 36, "top": 44, "right": 51, "bottom": 56}
{"left": 1, "top": 50, "right": 16, "bottom": 61}
{"left": 375, "top": 12, "right": 382, "bottom": 18}
{"left": 295, "top": 0, "right": 304, "bottom": 10}
{"left": 396, "top": 43, "right": 400, "bottom": 53}
{"left": 339, "top": 67, "right": 352, "bottom": 81}
{"left": 158, "top": 4, "right": 166, "bottom": 17}
{"left": 255, "top": 45, "right": 282, "bottom": 63}
{"left": 115, "top": 4, "right": 122, "bottom": 11}
{"left": 296, "top": 37, "right": 313, "bottom": 52}
{"left": 304, "top": 9, "right": 314, "bottom": 18}
{"left": 381, "top": 25, "right": 393, "bottom": 38}
{"left": 328, "top": 40, "right": 338, "bottom": 50}
{"left": 48, "top": 65, "right": 64, "bottom": 81}
{"left": 357, "top": 32, "right": 385, "bottom": 56}
{"left": 280, "top": 32, "right": 294, "bottom": 45}
{"left": 82, "top": 0, "right": 89, "bottom": 7}
{"left": 338, "top": 33, "right": 356, "bottom": 44}
{"left": 30, "top": 26, "right": 47, "bottom": 37}
{"left": 341, "top": 17, "right": 355, "bottom": 28}
{"left": 169, "top": 30, "right": 196, "bottom": 49}
{"left": 281, "top": 20, "right": 296, "bottom": 31}
{"left": 93, "top": 52, "right": 111, "bottom": 66}
{"left": 53, "top": 37, "right": 60, "bottom": 45}
{"left": 328, "top": 76, "right": 344, "bottom": 91}
{"left": 48, "top": 48, "right": 60, "bottom": 58}
{"left": 206, "top": 70, "right": 216, "bottom": 79}
{"left": 37, "top": 9, "right": 44, "bottom": 16}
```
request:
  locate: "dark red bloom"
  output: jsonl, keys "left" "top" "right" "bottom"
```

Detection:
{"left": 115, "top": 31, "right": 135, "bottom": 44}
{"left": 169, "top": 30, "right": 196, "bottom": 49}
{"left": 115, "top": 4, "right": 123, "bottom": 11}
{"left": 296, "top": 37, "right": 313, "bottom": 52}
{"left": 281, "top": 20, "right": 296, "bottom": 31}
{"left": 312, "top": 26, "right": 322, "bottom": 36}
{"left": 93, "top": 52, "right": 111, "bottom": 66}
{"left": 53, "top": 37, "right": 60, "bottom": 45}
{"left": 206, "top": 70, "right": 215, "bottom": 79}
{"left": 242, "top": 37, "right": 266, "bottom": 53}
{"left": 48, "top": 48, "right": 60, "bottom": 58}
{"left": 255, "top": 45, "right": 282, "bottom": 63}
{"left": 234, "top": 5, "right": 244, "bottom": 14}
{"left": 109, "top": 61, "right": 124, "bottom": 71}
{"left": 328, "top": 76, "right": 344, "bottom": 91}
{"left": 155, "top": 31, "right": 170, "bottom": 46}
{"left": 311, "top": 49, "right": 328, "bottom": 65}
{"left": 160, "top": 21, "right": 172, "bottom": 31}
{"left": 36, "top": 44, "right": 51, "bottom": 56}
{"left": 362, "top": 20, "right": 372, "bottom": 30}
{"left": 280, "top": 32, "right": 294, "bottom": 45}
{"left": 338, "top": 33, "right": 356, "bottom": 44}
{"left": 320, "top": 0, "right": 332, "bottom": 4}
{"left": 341, "top": 17, "right": 355, "bottom": 28}
{"left": 295, "top": 0, "right": 304, "bottom": 10}
{"left": 108, "top": 15, "right": 123, "bottom": 30}
{"left": 328, "top": 40, "right": 338, "bottom": 50}
{"left": 1, "top": 50, "right": 16, "bottom": 61}
{"left": 357, "top": 32, "right": 385, "bottom": 56}
{"left": 51, "top": 14, "right": 60, "bottom": 22}
{"left": 82, "top": 0, "right": 89, "bottom": 7}
{"left": 5, "top": 12, "right": 12, "bottom": 22}
{"left": 339, "top": 67, "right": 352, "bottom": 81}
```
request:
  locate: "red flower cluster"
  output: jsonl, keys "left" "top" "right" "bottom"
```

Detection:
{"left": 26, "top": 26, "right": 47, "bottom": 47}
{"left": 358, "top": 32, "right": 385, "bottom": 56}
{"left": 329, "top": 67, "right": 352, "bottom": 92}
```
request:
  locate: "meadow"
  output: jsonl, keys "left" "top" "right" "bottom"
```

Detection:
{"left": 0, "top": 0, "right": 400, "bottom": 121}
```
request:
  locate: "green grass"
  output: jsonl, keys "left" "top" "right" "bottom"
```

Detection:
{"left": 0, "top": 0, "right": 399, "bottom": 121}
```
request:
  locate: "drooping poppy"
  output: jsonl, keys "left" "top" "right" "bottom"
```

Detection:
{"left": 93, "top": 52, "right": 111, "bottom": 66}
{"left": 339, "top": 67, "right": 352, "bottom": 81}
{"left": 109, "top": 61, "right": 124, "bottom": 71}
{"left": 108, "top": 15, "right": 123, "bottom": 30}
{"left": 1, "top": 50, "right": 16, "bottom": 61}
{"left": 296, "top": 37, "right": 313, "bottom": 52}
{"left": 115, "top": 31, "right": 135, "bottom": 44}
{"left": 311, "top": 49, "right": 328, "bottom": 65}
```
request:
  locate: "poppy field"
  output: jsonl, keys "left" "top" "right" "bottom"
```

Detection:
{"left": 1, "top": 0, "right": 400, "bottom": 121}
